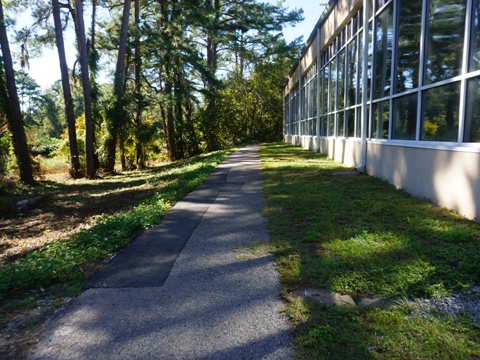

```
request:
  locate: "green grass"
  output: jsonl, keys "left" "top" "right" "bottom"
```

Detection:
{"left": 260, "top": 143, "right": 480, "bottom": 359}
{"left": 0, "top": 149, "right": 233, "bottom": 300}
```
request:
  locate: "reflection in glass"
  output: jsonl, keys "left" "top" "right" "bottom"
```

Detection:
{"left": 425, "top": 0, "right": 466, "bottom": 84}
{"left": 395, "top": 0, "right": 422, "bottom": 93}
{"left": 367, "top": 22, "right": 373, "bottom": 98}
{"left": 323, "top": 66, "right": 329, "bottom": 114}
{"left": 421, "top": 82, "right": 460, "bottom": 141}
{"left": 372, "top": 100, "right": 390, "bottom": 139}
{"left": 374, "top": 4, "right": 393, "bottom": 99}
{"left": 312, "top": 75, "right": 317, "bottom": 118}
{"left": 338, "top": 111, "right": 345, "bottom": 137}
{"left": 329, "top": 114, "right": 335, "bottom": 136}
{"left": 356, "top": 107, "right": 362, "bottom": 138}
{"left": 302, "top": 82, "right": 307, "bottom": 121}
{"left": 376, "top": 0, "right": 388, "bottom": 9}
{"left": 358, "top": 30, "right": 364, "bottom": 103}
{"left": 347, "top": 38, "right": 357, "bottom": 107}
{"left": 470, "top": 0, "right": 480, "bottom": 71}
{"left": 464, "top": 77, "right": 480, "bottom": 142}
{"left": 330, "top": 56, "right": 337, "bottom": 111}
{"left": 284, "top": 96, "right": 289, "bottom": 134}
{"left": 392, "top": 93, "right": 418, "bottom": 140}
{"left": 321, "top": 115, "right": 327, "bottom": 136}
{"left": 338, "top": 50, "right": 345, "bottom": 109}
{"left": 347, "top": 109, "right": 355, "bottom": 137}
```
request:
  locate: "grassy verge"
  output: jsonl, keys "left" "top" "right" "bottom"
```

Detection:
{"left": 260, "top": 143, "right": 480, "bottom": 359}
{"left": 1, "top": 149, "right": 233, "bottom": 301}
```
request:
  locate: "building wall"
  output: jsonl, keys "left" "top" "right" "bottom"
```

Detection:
{"left": 283, "top": 0, "right": 480, "bottom": 221}
{"left": 366, "top": 144, "right": 480, "bottom": 220}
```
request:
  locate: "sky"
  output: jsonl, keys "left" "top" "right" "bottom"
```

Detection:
{"left": 18, "top": 1, "right": 326, "bottom": 89}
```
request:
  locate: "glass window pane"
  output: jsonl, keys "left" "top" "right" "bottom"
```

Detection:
{"left": 464, "top": 77, "right": 480, "bottom": 142}
{"left": 421, "top": 82, "right": 460, "bottom": 141}
{"left": 308, "top": 81, "right": 312, "bottom": 119}
{"left": 338, "top": 50, "right": 345, "bottom": 109}
{"left": 347, "top": 38, "right": 358, "bottom": 107}
{"left": 330, "top": 57, "right": 337, "bottom": 112}
{"left": 374, "top": 4, "right": 394, "bottom": 99}
{"left": 313, "top": 75, "right": 317, "bottom": 118}
{"left": 356, "top": 107, "right": 362, "bottom": 138}
{"left": 425, "top": 0, "right": 466, "bottom": 84}
{"left": 302, "top": 83, "right": 307, "bottom": 120}
{"left": 358, "top": 30, "right": 364, "bottom": 103}
{"left": 367, "top": 21, "right": 373, "bottom": 99}
{"left": 337, "top": 111, "right": 345, "bottom": 137}
{"left": 359, "top": 7, "right": 364, "bottom": 28}
{"left": 323, "top": 66, "right": 329, "bottom": 114}
{"left": 376, "top": 0, "right": 388, "bottom": 11}
{"left": 392, "top": 93, "right": 418, "bottom": 140}
{"left": 372, "top": 100, "right": 390, "bottom": 139}
{"left": 395, "top": 0, "right": 422, "bottom": 93}
{"left": 328, "top": 114, "right": 335, "bottom": 136}
{"left": 347, "top": 109, "right": 355, "bottom": 137}
{"left": 321, "top": 115, "right": 327, "bottom": 136}
{"left": 470, "top": 0, "right": 480, "bottom": 71}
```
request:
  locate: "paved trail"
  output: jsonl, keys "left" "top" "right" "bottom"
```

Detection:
{"left": 28, "top": 144, "right": 293, "bottom": 360}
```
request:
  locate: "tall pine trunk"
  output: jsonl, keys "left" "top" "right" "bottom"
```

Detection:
{"left": 52, "top": 0, "right": 81, "bottom": 178}
{"left": 134, "top": 0, "right": 144, "bottom": 169}
{"left": 73, "top": 0, "right": 95, "bottom": 178}
{"left": 106, "top": 0, "right": 132, "bottom": 173}
{"left": 0, "top": 0, "right": 33, "bottom": 184}
{"left": 204, "top": 0, "right": 221, "bottom": 151}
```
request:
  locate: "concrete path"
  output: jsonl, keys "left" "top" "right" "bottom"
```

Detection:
{"left": 28, "top": 144, "right": 293, "bottom": 360}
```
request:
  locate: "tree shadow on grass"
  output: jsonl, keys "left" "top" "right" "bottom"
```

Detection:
{"left": 261, "top": 143, "right": 480, "bottom": 358}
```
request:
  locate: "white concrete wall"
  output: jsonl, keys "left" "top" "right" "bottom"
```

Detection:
{"left": 366, "top": 143, "right": 480, "bottom": 221}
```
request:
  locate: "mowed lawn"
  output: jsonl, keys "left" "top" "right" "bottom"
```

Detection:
{"left": 260, "top": 143, "right": 480, "bottom": 359}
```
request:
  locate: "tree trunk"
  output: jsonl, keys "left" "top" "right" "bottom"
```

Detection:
{"left": 185, "top": 97, "right": 200, "bottom": 156}
{"left": 52, "top": 0, "right": 81, "bottom": 178}
{"left": 119, "top": 138, "right": 126, "bottom": 171}
{"left": 0, "top": 0, "right": 34, "bottom": 184}
{"left": 204, "top": 0, "right": 221, "bottom": 152}
{"left": 106, "top": 0, "right": 132, "bottom": 173}
{"left": 134, "top": 0, "right": 144, "bottom": 169}
{"left": 73, "top": 0, "right": 95, "bottom": 178}
{"left": 174, "top": 66, "right": 185, "bottom": 159}
{"left": 165, "top": 80, "right": 176, "bottom": 161}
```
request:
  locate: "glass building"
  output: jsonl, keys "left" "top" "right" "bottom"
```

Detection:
{"left": 284, "top": 0, "right": 480, "bottom": 221}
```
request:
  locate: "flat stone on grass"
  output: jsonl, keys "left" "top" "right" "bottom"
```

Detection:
{"left": 294, "top": 288, "right": 356, "bottom": 307}
{"left": 356, "top": 297, "right": 393, "bottom": 309}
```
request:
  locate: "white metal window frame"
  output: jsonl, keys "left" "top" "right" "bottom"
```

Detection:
{"left": 285, "top": 0, "right": 480, "bottom": 152}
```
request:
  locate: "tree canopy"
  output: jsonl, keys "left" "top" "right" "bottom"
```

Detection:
{"left": 0, "top": 0, "right": 304, "bottom": 181}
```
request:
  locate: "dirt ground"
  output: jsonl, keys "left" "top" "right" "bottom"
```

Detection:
{"left": 0, "top": 170, "right": 161, "bottom": 266}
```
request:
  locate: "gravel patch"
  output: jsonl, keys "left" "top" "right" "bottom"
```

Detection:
{"left": 409, "top": 286, "right": 480, "bottom": 322}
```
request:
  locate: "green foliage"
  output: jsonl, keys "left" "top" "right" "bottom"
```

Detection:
{"left": 261, "top": 143, "right": 480, "bottom": 359}
{"left": 0, "top": 130, "right": 10, "bottom": 181}
{"left": 0, "top": 148, "right": 231, "bottom": 299}
{"left": 55, "top": 114, "right": 86, "bottom": 169}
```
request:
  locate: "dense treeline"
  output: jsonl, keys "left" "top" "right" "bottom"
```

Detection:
{"left": 0, "top": 0, "right": 303, "bottom": 182}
